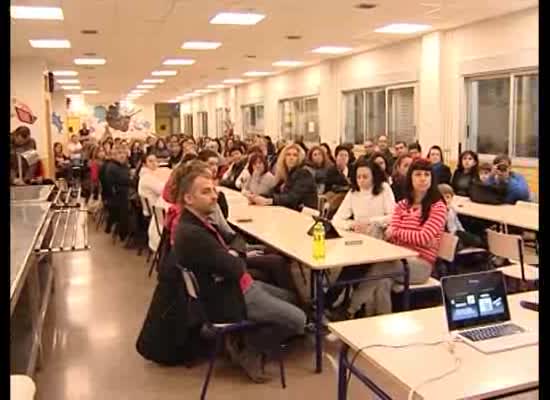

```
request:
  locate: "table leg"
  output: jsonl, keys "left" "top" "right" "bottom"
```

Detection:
{"left": 338, "top": 344, "right": 349, "bottom": 400}
{"left": 401, "top": 259, "right": 410, "bottom": 311}
{"left": 314, "top": 270, "right": 324, "bottom": 373}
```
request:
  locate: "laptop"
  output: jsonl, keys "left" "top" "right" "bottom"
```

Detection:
{"left": 441, "top": 270, "right": 538, "bottom": 354}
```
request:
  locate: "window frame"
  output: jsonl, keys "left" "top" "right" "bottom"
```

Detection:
{"left": 342, "top": 82, "right": 418, "bottom": 145}
{"left": 464, "top": 69, "right": 538, "bottom": 167}
{"left": 279, "top": 95, "right": 320, "bottom": 143}
{"left": 241, "top": 103, "right": 264, "bottom": 137}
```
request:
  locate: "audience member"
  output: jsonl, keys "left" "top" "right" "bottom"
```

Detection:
{"left": 376, "top": 135, "right": 394, "bottom": 170}
{"left": 451, "top": 150, "right": 479, "bottom": 197}
{"left": 198, "top": 150, "right": 228, "bottom": 217}
{"left": 320, "top": 143, "right": 335, "bottom": 164}
{"left": 304, "top": 145, "right": 332, "bottom": 192}
{"left": 364, "top": 139, "right": 376, "bottom": 159}
{"left": 369, "top": 152, "right": 391, "bottom": 183}
{"left": 325, "top": 145, "right": 352, "bottom": 193}
{"left": 488, "top": 154, "right": 531, "bottom": 204}
{"left": 220, "top": 146, "right": 247, "bottom": 189}
{"left": 138, "top": 153, "right": 165, "bottom": 205}
{"left": 168, "top": 141, "right": 183, "bottom": 169}
{"left": 247, "top": 143, "right": 318, "bottom": 210}
{"left": 427, "top": 145, "right": 452, "bottom": 184}
{"left": 394, "top": 141, "right": 408, "bottom": 157}
{"left": 53, "top": 142, "right": 70, "bottom": 180}
{"left": 129, "top": 141, "right": 144, "bottom": 169}
{"left": 407, "top": 142, "right": 422, "bottom": 159}
{"left": 242, "top": 153, "right": 276, "bottom": 197}
{"left": 154, "top": 138, "right": 170, "bottom": 159}
{"left": 89, "top": 146, "right": 106, "bottom": 200}
{"left": 391, "top": 154, "right": 413, "bottom": 202}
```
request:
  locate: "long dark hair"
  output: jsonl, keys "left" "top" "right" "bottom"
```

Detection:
{"left": 350, "top": 157, "right": 386, "bottom": 196}
{"left": 369, "top": 151, "right": 389, "bottom": 179}
{"left": 404, "top": 158, "right": 443, "bottom": 224}
{"left": 457, "top": 150, "right": 479, "bottom": 175}
{"left": 427, "top": 145, "right": 445, "bottom": 164}
{"left": 320, "top": 143, "right": 335, "bottom": 164}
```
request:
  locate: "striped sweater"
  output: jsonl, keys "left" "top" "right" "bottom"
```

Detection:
{"left": 389, "top": 199, "right": 447, "bottom": 265}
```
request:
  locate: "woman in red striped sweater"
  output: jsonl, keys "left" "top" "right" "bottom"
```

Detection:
{"left": 352, "top": 158, "right": 447, "bottom": 316}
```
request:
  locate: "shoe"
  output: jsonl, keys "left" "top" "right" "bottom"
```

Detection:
{"left": 237, "top": 348, "right": 271, "bottom": 383}
{"left": 224, "top": 335, "right": 241, "bottom": 365}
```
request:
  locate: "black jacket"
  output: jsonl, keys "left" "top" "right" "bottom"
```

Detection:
{"left": 99, "top": 160, "right": 115, "bottom": 200}
{"left": 391, "top": 177, "right": 407, "bottom": 202}
{"left": 174, "top": 209, "right": 247, "bottom": 323}
{"left": 451, "top": 170, "right": 477, "bottom": 197}
{"left": 432, "top": 163, "right": 452, "bottom": 185}
{"left": 109, "top": 161, "right": 131, "bottom": 202}
{"left": 272, "top": 166, "right": 318, "bottom": 210}
{"left": 220, "top": 159, "right": 247, "bottom": 190}
{"left": 325, "top": 165, "right": 351, "bottom": 193}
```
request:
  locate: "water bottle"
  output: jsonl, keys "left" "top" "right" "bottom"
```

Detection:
{"left": 312, "top": 221, "right": 326, "bottom": 260}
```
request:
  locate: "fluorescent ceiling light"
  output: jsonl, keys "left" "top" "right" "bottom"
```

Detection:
{"left": 209, "top": 12, "right": 265, "bottom": 25}
{"left": 195, "top": 89, "right": 213, "bottom": 94}
{"left": 65, "top": 94, "right": 82, "bottom": 98}
{"left": 30, "top": 39, "right": 71, "bottom": 49}
{"left": 151, "top": 70, "right": 178, "bottom": 76}
{"left": 182, "top": 41, "right": 222, "bottom": 50}
{"left": 11, "top": 6, "right": 64, "bottom": 20}
{"left": 62, "top": 85, "right": 81, "bottom": 90}
{"left": 127, "top": 94, "right": 142, "bottom": 98}
{"left": 375, "top": 23, "right": 431, "bottom": 34}
{"left": 131, "top": 89, "right": 148, "bottom": 93}
{"left": 57, "top": 79, "right": 79, "bottom": 84}
{"left": 223, "top": 78, "right": 245, "bottom": 84}
{"left": 82, "top": 90, "right": 99, "bottom": 94}
{"left": 143, "top": 79, "right": 165, "bottom": 83}
{"left": 312, "top": 46, "right": 352, "bottom": 55}
{"left": 137, "top": 84, "right": 155, "bottom": 89}
{"left": 243, "top": 71, "right": 271, "bottom": 77}
{"left": 207, "top": 84, "right": 226, "bottom": 89}
{"left": 53, "top": 70, "right": 78, "bottom": 77}
{"left": 74, "top": 58, "right": 106, "bottom": 65}
{"left": 167, "top": 99, "right": 180, "bottom": 103}
{"left": 162, "top": 58, "right": 196, "bottom": 66}
{"left": 272, "top": 60, "right": 304, "bottom": 67}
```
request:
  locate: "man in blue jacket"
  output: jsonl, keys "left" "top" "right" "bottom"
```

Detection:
{"left": 489, "top": 154, "right": 531, "bottom": 204}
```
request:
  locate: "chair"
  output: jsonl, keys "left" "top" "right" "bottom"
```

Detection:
{"left": 179, "top": 266, "right": 287, "bottom": 400}
{"left": 148, "top": 205, "right": 167, "bottom": 277}
{"left": 486, "top": 229, "right": 538, "bottom": 281}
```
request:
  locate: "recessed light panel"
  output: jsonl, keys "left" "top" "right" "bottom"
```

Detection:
{"left": 62, "top": 85, "right": 81, "bottom": 90}
{"left": 162, "top": 59, "right": 196, "bottom": 66}
{"left": 151, "top": 70, "right": 178, "bottom": 76}
{"left": 53, "top": 70, "right": 78, "bottom": 77}
{"left": 137, "top": 84, "right": 155, "bottom": 89}
{"left": 74, "top": 58, "right": 106, "bottom": 65}
{"left": 209, "top": 12, "right": 265, "bottom": 25}
{"left": 57, "top": 79, "right": 80, "bottom": 84}
{"left": 243, "top": 71, "right": 272, "bottom": 77}
{"left": 374, "top": 23, "right": 431, "bottom": 34}
{"left": 82, "top": 90, "right": 99, "bottom": 94}
{"left": 207, "top": 84, "right": 226, "bottom": 89}
{"left": 143, "top": 79, "right": 165, "bottom": 83}
{"left": 272, "top": 60, "right": 304, "bottom": 67}
{"left": 30, "top": 39, "right": 71, "bottom": 48}
{"left": 223, "top": 79, "right": 245, "bottom": 84}
{"left": 181, "top": 41, "right": 222, "bottom": 50}
{"left": 11, "top": 6, "right": 64, "bottom": 20}
{"left": 312, "top": 46, "right": 352, "bottom": 54}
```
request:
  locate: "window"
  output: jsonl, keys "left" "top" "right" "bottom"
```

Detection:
{"left": 197, "top": 111, "right": 208, "bottom": 137}
{"left": 242, "top": 104, "right": 264, "bottom": 137}
{"left": 466, "top": 72, "right": 538, "bottom": 159}
{"left": 183, "top": 113, "right": 193, "bottom": 135}
{"left": 215, "top": 107, "right": 230, "bottom": 137}
{"left": 343, "top": 84, "right": 416, "bottom": 145}
{"left": 280, "top": 96, "right": 319, "bottom": 142}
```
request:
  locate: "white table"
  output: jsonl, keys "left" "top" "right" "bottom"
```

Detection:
{"left": 11, "top": 375, "right": 36, "bottom": 400}
{"left": 453, "top": 196, "right": 538, "bottom": 232}
{"left": 218, "top": 187, "right": 418, "bottom": 373}
{"left": 329, "top": 291, "right": 538, "bottom": 400}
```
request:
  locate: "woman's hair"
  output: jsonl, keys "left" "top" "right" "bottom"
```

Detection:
{"left": 408, "top": 141, "right": 422, "bottom": 153}
{"left": 403, "top": 158, "right": 443, "bottom": 224}
{"left": 168, "top": 159, "right": 209, "bottom": 204}
{"left": 274, "top": 143, "right": 306, "bottom": 183}
{"left": 350, "top": 157, "right": 386, "bottom": 196}
{"left": 247, "top": 144, "right": 263, "bottom": 155}
{"left": 14, "top": 126, "right": 31, "bottom": 139}
{"left": 457, "top": 150, "right": 480, "bottom": 175}
{"left": 247, "top": 153, "right": 269, "bottom": 175}
{"left": 156, "top": 138, "right": 167, "bottom": 148}
{"left": 130, "top": 140, "right": 143, "bottom": 151}
{"left": 320, "top": 143, "right": 335, "bottom": 163}
{"left": 438, "top": 183, "right": 454, "bottom": 197}
{"left": 92, "top": 145, "right": 105, "bottom": 160}
{"left": 306, "top": 145, "right": 330, "bottom": 168}
{"left": 392, "top": 154, "right": 412, "bottom": 179}
{"left": 53, "top": 142, "right": 63, "bottom": 153}
{"left": 369, "top": 152, "right": 389, "bottom": 175}
{"left": 427, "top": 145, "right": 445, "bottom": 164}
{"left": 334, "top": 145, "right": 351, "bottom": 162}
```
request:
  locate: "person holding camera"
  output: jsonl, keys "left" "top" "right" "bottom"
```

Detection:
{"left": 487, "top": 154, "right": 531, "bottom": 204}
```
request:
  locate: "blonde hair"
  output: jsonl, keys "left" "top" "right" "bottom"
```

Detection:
{"left": 438, "top": 183, "right": 454, "bottom": 197}
{"left": 275, "top": 143, "right": 305, "bottom": 183}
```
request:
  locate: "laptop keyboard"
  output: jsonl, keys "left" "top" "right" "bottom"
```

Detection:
{"left": 460, "top": 323, "right": 525, "bottom": 342}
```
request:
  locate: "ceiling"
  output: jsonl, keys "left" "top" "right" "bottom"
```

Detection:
{"left": 11, "top": 0, "right": 538, "bottom": 104}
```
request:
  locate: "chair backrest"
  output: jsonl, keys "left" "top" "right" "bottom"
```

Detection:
{"left": 151, "top": 205, "right": 165, "bottom": 235}
{"left": 516, "top": 200, "right": 538, "bottom": 210}
{"left": 437, "top": 232, "right": 459, "bottom": 263}
{"left": 486, "top": 229, "right": 524, "bottom": 263}
{"left": 140, "top": 196, "right": 152, "bottom": 217}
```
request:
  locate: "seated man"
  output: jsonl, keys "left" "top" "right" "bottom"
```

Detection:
{"left": 173, "top": 163, "right": 306, "bottom": 383}
{"left": 488, "top": 154, "right": 531, "bottom": 204}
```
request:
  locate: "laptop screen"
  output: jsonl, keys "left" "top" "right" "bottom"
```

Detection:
{"left": 442, "top": 271, "right": 511, "bottom": 331}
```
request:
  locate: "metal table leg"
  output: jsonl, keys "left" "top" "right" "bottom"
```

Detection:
{"left": 314, "top": 269, "right": 325, "bottom": 373}
{"left": 337, "top": 344, "right": 349, "bottom": 400}
{"left": 401, "top": 259, "right": 411, "bottom": 311}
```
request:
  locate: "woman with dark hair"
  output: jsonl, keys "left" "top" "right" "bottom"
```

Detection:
{"left": 451, "top": 150, "right": 480, "bottom": 197}
{"left": 369, "top": 151, "right": 391, "bottom": 183}
{"left": 391, "top": 154, "right": 412, "bottom": 201}
{"left": 168, "top": 141, "right": 183, "bottom": 168}
{"left": 320, "top": 143, "right": 335, "bottom": 164}
{"left": 327, "top": 159, "right": 397, "bottom": 319}
{"left": 53, "top": 142, "right": 70, "bottom": 180}
{"left": 427, "top": 145, "right": 452, "bottom": 184}
{"left": 154, "top": 138, "right": 170, "bottom": 159}
{"left": 361, "top": 159, "right": 446, "bottom": 314}
{"left": 247, "top": 143, "right": 317, "bottom": 210}
{"left": 224, "top": 138, "right": 235, "bottom": 157}
{"left": 325, "top": 145, "right": 352, "bottom": 193}
{"left": 129, "top": 140, "right": 144, "bottom": 169}
{"left": 304, "top": 145, "right": 331, "bottom": 192}
{"left": 242, "top": 153, "right": 276, "bottom": 196}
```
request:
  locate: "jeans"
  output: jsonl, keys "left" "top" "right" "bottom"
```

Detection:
{"left": 243, "top": 281, "right": 306, "bottom": 353}
{"left": 348, "top": 257, "right": 432, "bottom": 316}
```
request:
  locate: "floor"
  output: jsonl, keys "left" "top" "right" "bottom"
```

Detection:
{"left": 34, "top": 225, "right": 375, "bottom": 400}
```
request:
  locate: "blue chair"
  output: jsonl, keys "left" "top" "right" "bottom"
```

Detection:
{"left": 178, "top": 266, "right": 287, "bottom": 400}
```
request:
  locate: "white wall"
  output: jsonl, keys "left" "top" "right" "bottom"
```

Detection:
{"left": 180, "top": 8, "right": 538, "bottom": 163}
